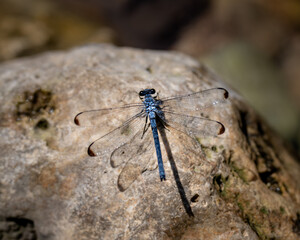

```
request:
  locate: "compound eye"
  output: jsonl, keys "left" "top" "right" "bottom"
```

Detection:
{"left": 139, "top": 90, "right": 145, "bottom": 96}
{"left": 150, "top": 89, "right": 156, "bottom": 94}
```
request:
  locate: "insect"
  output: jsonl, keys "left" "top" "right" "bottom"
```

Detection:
{"left": 74, "top": 88, "right": 228, "bottom": 191}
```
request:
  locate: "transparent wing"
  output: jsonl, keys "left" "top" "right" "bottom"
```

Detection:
{"left": 159, "top": 110, "right": 225, "bottom": 137}
{"left": 77, "top": 105, "right": 157, "bottom": 192}
{"left": 111, "top": 128, "right": 156, "bottom": 191}
{"left": 159, "top": 88, "right": 228, "bottom": 116}
{"left": 74, "top": 103, "right": 143, "bottom": 129}
{"left": 87, "top": 111, "right": 146, "bottom": 157}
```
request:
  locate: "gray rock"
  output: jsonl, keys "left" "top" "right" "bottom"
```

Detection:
{"left": 0, "top": 44, "right": 299, "bottom": 240}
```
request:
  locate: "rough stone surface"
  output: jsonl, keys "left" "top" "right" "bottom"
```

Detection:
{"left": 0, "top": 44, "right": 299, "bottom": 240}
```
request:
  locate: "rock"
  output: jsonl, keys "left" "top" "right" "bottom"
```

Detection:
{"left": 0, "top": 44, "right": 299, "bottom": 240}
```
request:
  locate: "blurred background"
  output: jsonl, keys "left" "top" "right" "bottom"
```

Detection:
{"left": 1, "top": 0, "right": 299, "bottom": 154}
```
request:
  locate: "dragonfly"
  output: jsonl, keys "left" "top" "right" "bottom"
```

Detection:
{"left": 74, "top": 87, "right": 229, "bottom": 191}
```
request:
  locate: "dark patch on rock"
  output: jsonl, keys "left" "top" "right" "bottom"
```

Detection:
{"left": 213, "top": 174, "right": 228, "bottom": 195}
{"left": 293, "top": 213, "right": 300, "bottom": 236}
{"left": 190, "top": 194, "right": 200, "bottom": 203}
{"left": 211, "top": 145, "right": 217, "bottom": 152}
{"left": 145, "top": 66, "right": 152, "bottom": 73}
{"left": 258, "top": 171, "right": 282, "bottom": 194}
{"left": 0, "top": 216, "right": 37, "bottom": 240}
{"left": 247, "top": 120, "right": 283, "bottom": 194}
{"left": 34, "top": 118, "right": 50, "bottom": 130}
{"left": 238, "top": 110, "right": 249, "bottom": 143}
{"left": 16, "top": 88, "right": 54, "bottom": 120}
{"left": 255, "top": 142, "right": 282, "bottom": 194}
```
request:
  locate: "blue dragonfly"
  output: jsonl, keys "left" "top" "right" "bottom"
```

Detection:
{"left": 74, "top": 88, "right": 228, "bottom": 191}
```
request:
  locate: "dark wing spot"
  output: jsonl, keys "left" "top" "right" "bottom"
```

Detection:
{"left": 223, "top": 88, "right": 229, "bottom": 99}
{"left": 88, "top": 143, "right": 96, "bottom": 156}
{"left": 74, "top": 112, "right": 83, "bottom": 125}
{"left": 218, "top": 122, "right": 225, "bottom": 135}
{"left": 74, "top": 118, "right": 80, "bottom": 125}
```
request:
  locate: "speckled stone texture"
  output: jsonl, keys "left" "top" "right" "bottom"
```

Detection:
{"left": 0, "top": 44, "right": 299, "bottom": 240}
